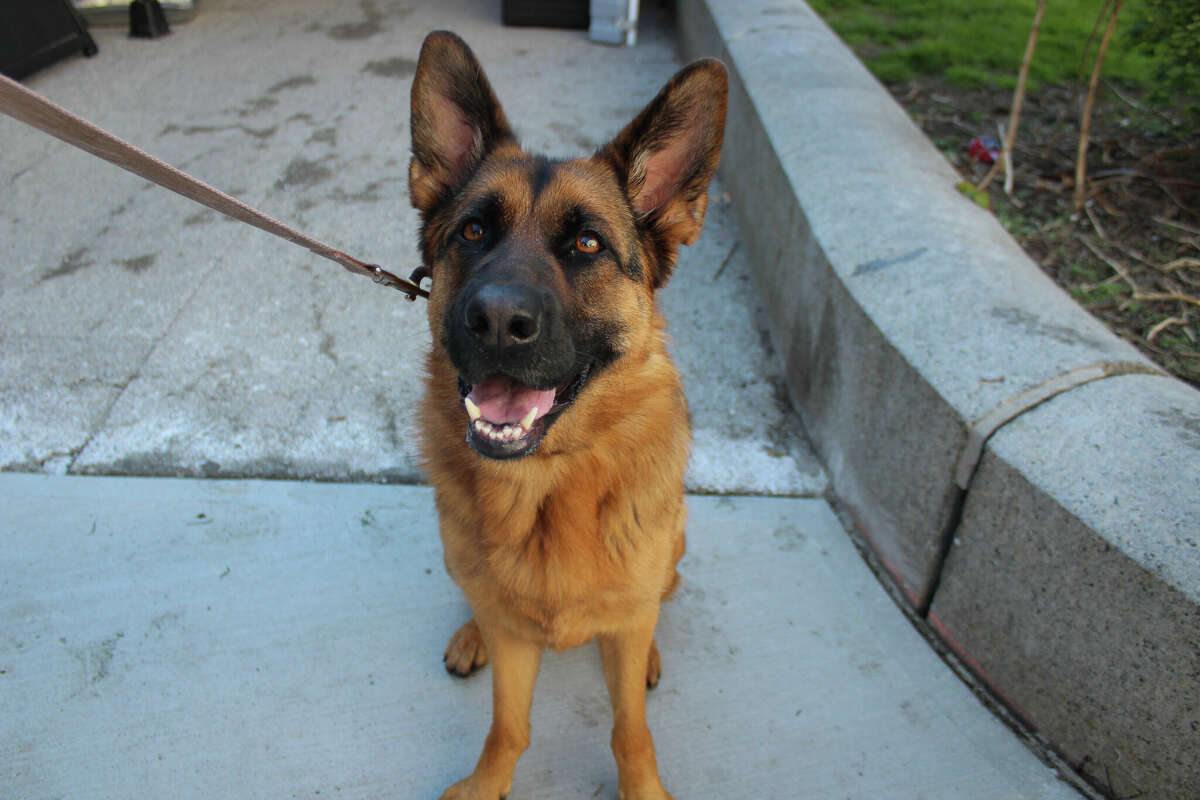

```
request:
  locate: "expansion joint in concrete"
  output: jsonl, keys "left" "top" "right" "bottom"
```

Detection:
{"left": 950, "top": 360, "right": 1164, "bottom": 493}
{"left": 916, "top": 359, "right": 1164, "bottom": 615}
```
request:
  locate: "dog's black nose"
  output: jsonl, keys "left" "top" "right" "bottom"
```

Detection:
{"left": 464, "top": 283, "right": 543, "bottom": 350}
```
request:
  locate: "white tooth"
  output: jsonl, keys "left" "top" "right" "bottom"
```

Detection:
{"left": 464, "top": 397, "right": 482, "bottom": 422}
{"left": 519, "top": 406, "right": 538, "bottom": 431}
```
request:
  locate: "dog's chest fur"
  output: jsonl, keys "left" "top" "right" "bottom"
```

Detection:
{"left": 423, "top": 338, "right": 690, "bottom": 650}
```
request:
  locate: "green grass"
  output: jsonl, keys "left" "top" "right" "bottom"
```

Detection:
{"left": 1064, "top": 258, "right": 1108, "bottom": 284}
{"left": 1071, "top": 281, "right": 1130, "bottom": 305}
{"left": 809, "top": 0, "right": 1158, "bottom": 88}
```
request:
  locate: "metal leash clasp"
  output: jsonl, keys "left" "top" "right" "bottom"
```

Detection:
{"left": 367, "top": 263, "right": 429, "bottom": 301}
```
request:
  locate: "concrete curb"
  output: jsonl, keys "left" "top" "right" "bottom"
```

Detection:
{"left": 679, "top": 2, "right": 1200, "bottom": 798}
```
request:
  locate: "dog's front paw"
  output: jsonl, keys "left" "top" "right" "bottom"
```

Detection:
{"left": 444, "top": 618, "right": 489, "bottom": 677}
{"left": 438, "top": 774, "right": 511, "bottom": 800}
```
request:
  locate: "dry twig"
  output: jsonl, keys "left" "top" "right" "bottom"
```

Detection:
{"left": 1160, "top": 257, "right": 1200, "bottom": 272}
{"left": 1133, "top": 291, "right": 1200, "bottom": 308}
{"left": 1074, "top": 0, "right": 1124, "bottom": 211}
{"left": 1084, "top": 202, "right": 1108, "bottom": 239}
{"left": 1079, "top": 237, "right": 1200, "bottom": 308}
{"left": 978, "top": 0, "right": 1046, "bottom": 194}
{"left": 1079, "top": 235, "right": 1140, "bottom": 292}
{"left": 1154, "top": 217, "right": 1200, "bottom": 237}
{"left": 1147, "top": 316, "right": 1188, "bottom": 343}
{"left": 1104, "top": 80, "right": 1181, "bottom": 128}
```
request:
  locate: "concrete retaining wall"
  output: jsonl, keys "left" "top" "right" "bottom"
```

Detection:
{"left": 679, "top": 1, "right": 1200, "bottom": 797}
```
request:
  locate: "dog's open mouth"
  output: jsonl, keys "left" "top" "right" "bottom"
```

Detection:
{"left": 458, "top": 366, "right": 590, "bottom": 460}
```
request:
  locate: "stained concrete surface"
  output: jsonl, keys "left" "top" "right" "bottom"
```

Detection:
{"left": 0, "top": 0, "right": 821, "bottom": 496}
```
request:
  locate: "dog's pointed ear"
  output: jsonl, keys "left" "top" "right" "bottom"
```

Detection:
{"left": 409, "top": 31, "right": 514, "bottom": 214}
{"left": 600, "top": 59, "right": 728, "bottom": 287}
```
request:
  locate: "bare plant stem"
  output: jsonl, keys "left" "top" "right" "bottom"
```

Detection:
{"left": 1076, "top": 0, "right": 1113, "bottom": 93}
{"left": 1080, "top": 236, "right": 1200, "bottom": 309}
{"left": 1147, "top": 316, "right": 1187, "bottom": 342}
{"left": 1154, "top": 217, "right": 1200, "bottom": 237}
{"left": 1074, "top": 0, "right": 1124, "bottom": 212}
{"left": 979, "top": 0, "right": 1046, "bottom": 193}
{"left": 1079, "top": 235, "right": 1139, "bottom": 292}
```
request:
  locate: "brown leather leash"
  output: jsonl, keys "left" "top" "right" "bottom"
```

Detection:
{"left": 0, "top": 73, "right": 428, "bottom": 300}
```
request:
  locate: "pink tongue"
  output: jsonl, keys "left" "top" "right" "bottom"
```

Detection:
{"left": 468, "top": 376, "right": 556, "bottom": 425}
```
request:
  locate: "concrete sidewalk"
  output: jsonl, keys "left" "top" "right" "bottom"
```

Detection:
{"left": 0, "top": 474, "right": 1078, "bottom": 799}
{"left": 0, "top": 0, "right": 821, "bottom": 496}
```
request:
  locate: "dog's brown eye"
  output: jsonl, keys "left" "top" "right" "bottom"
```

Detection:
{"left": 575, "top": 231, "right": 602, "bottom": 255}
{"left": 462, "top": 219, "right": 486, "bottom": 242}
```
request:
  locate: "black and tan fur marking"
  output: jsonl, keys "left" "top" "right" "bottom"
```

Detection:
{"left": 410, "top": 31, "right": 727, "bottom": 800}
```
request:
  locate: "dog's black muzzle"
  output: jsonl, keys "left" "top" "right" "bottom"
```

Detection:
{"left": 447, "top": 275, "right": 575, "bottom": 390}
{"left": 445, "top": 271, "right": 585, "bottom": 460}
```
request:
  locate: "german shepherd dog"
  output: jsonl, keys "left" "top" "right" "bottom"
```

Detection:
{"left": 410, "top": 31, "right": 727, "bottom": 799}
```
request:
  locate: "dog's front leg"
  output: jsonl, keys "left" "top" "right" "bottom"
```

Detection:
{"left": 598, "top": 611, "right": 673, "bottom": 800}
{"left": 440, "top": 622, "right": 542, "bottom": 800}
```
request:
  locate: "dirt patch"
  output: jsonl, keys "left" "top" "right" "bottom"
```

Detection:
{"left": 890, "top": 78, "right": 1199, "bottom": 387}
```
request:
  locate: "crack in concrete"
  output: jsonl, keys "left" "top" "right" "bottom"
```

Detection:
{"left": 65, "top": 258, "right": 227, "bottom": 474}
{"left": 33, "top": 447, "right": 84, "bottom": 470}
